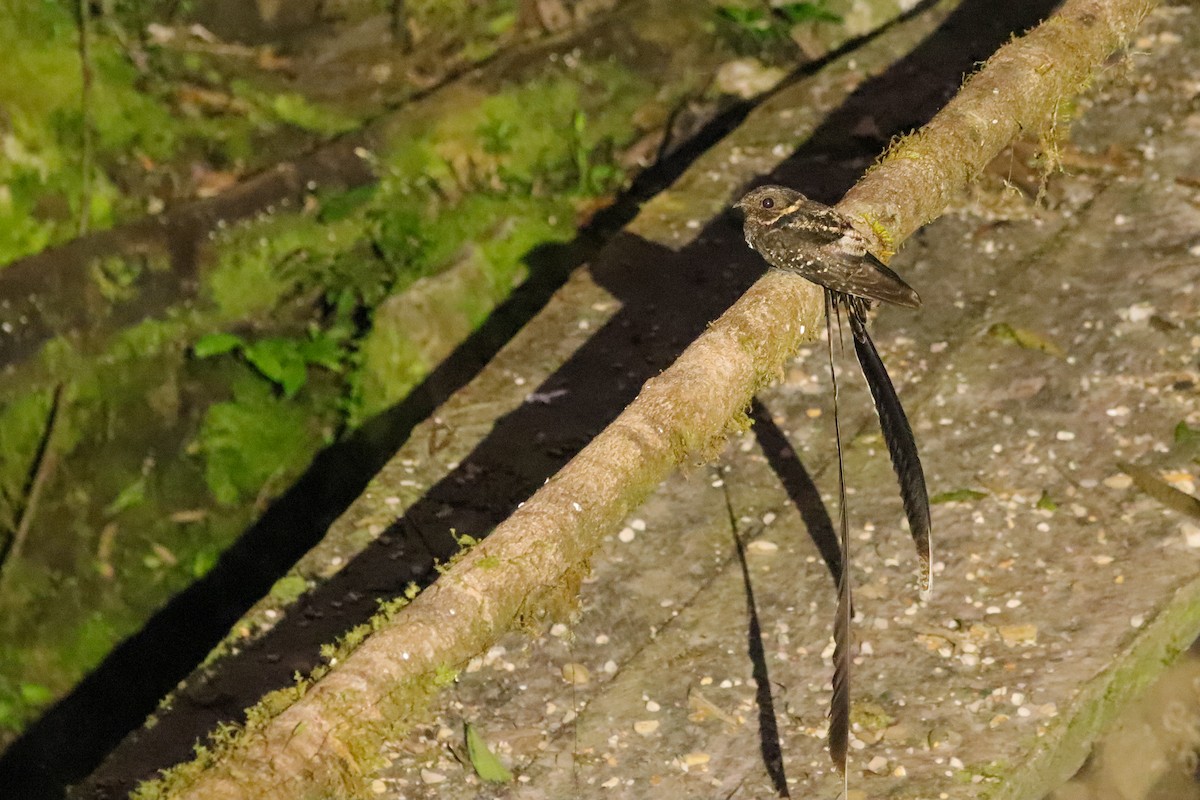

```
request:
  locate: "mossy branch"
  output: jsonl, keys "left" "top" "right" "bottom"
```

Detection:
{"left": 141, "top": 1, "right": 1154, "bottom": 798}
{"left": 840, "top": 0, "right": 1154, "bottom": 248}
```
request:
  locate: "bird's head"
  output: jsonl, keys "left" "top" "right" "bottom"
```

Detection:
{"left": 734, "top": 184, "right": 804, "bottom": 225}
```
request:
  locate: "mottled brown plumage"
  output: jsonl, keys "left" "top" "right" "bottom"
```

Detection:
{"left": 735, "top": 185, "right": 921, "bottom": 309}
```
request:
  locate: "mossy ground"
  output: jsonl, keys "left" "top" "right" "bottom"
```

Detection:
{"left": 0, "top": 0, "right": 369, "bottom": 268}
{"left": 0, "top": 0, "right": 745, "bottom": 749}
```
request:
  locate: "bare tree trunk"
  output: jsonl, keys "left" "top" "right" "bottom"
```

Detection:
{"left": 138, "top": 1, "right": 1156, "bottom": 798}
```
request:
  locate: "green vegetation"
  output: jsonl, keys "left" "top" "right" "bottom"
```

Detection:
{"left": 0, "top": 0, "right": 367, "bottom": 267}
{"left": 0, "top": 33, "right": 652, "bottom": 741}
{"left": 465, "top": 721, "right": 514, "bottom": 783}
{"left": 715, "top": 1, "right": 842, "bottom": 53}
{"left": 986, "top": 322, "right": 1066, "bottom": 357}
{"left": 930, "top": 488, "right": 989, "bottom": 504}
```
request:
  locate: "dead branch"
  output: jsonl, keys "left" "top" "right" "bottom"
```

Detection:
{"left": 142, "top": 1, "right": 1154, "bottom": 798}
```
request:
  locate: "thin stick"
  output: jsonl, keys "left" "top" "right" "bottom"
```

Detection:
{"left": 0, "top": 384, "right": 66, "bottom": 580}
{"left": 78, "top": 0, "right": 94, "bottom": 236}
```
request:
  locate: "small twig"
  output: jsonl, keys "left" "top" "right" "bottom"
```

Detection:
{"left": 78, "top": 0, "right": 94, "bottom": 236}
{"left": 0, "top": 384, "right": 67, "bottom": 580}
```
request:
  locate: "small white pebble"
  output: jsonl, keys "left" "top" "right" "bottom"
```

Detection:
{"left": 601, "top": 776, "right": 621, "bottom": 788}
{"left": 646, "top": 700, "right": 661, "bottom": 712}
{"left": 747, "top": 540, "right": 779, "bottom": 554}
{"left": 595, "top": 634, "right": 610, "bottom": 645}
{"left": 634, "top": 719, "right": 659, "bottom": 735}
{"left": 618, "top": 527, "right": 636, "bottom": 543}
{"left": 562, "top": 663, "right": 591, "bottom": 685}
{"left": 1055, "top": 431, "right": 1075, "bottom": 441}
{"left": 1127, "top": 303, "right": 1155, "bottom": 323}
{"left": 1183, "top": 523, "right": 1200, "bottom": 549}
{"left": 1104, "top": 473, "right": 1133, "bottom": 489}
{"left": 762, "top": 512, "right": 777, "bottom": 525}
{"left": 1131, "top": 614, "right": 1145, "bottom": 629}
{"left": 866, "top": 756, "right": 889, "bottom": 774}
{"left": 420, "top": 769, "right": 446, "bottom": 784}
{"left": 630, "top": 518, "right": 647, "bottom": 531}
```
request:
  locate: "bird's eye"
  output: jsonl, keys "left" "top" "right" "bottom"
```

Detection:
{"left": 761, "top": 197, "right": 774, "bottom": 209}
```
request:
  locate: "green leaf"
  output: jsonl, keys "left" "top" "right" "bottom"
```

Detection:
{"left": 192, "top": 548, "right": 220, "bottom": 579}
{"left": 270, "top": 92, "right": 357, "bottom": 135}
{"left": 465, "top": 722, "right": 513, "bottom": 783}
{"left": 316, "top": 184, "right": 377, "bottom": 224}
{"left": 298, "top": 334, "right": 344, "bottom": 372}
{"left": 243, "top": 338, "right": 309, "bottom": 397}
{"left": 193, "top": 332, "right": 244, "bottom": 358}
{"left": 486, "top": 11, "right": 516, "bottom": 35}
{"left": 930, "top": 488, "right": 989, "bottom": 504}
{"left": 19, "top": 683, "right": 53, "bottom": 705}
{"left": 716, "top": 6, "right": 769, "bottom": 29}
{"left": 1174, "top": 421, "right": 1200, "bottom": 445}
{"left": 105, "top": 476, "right": 147, "bottom": 517}
{"left": 1035, "top": 490, "right": 1057, "bottom": 511}
{"left": 986, "top": 322, "right": 1065, "bottom": 358}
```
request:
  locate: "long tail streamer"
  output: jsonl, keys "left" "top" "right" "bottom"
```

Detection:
{"left": 825, "top": 292, "right": 852, "bottom": 788}
{"left": 848, "top": 308, "right": 932, "bottom": 598}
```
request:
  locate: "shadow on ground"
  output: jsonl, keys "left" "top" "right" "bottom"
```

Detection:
{"left": 0, "top": 0, "right": 1060, "bottom": 796}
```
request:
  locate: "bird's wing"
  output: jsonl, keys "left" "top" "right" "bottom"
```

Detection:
{"left": 823, "top": 251, "right": 922, "bottom": 308}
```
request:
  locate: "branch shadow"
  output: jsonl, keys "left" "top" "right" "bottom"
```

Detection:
{"left": 750, "top": 397, "right": 842, "bottom": 590}
{"left": 731, "top": 523, "right": 791, "bottom": 797}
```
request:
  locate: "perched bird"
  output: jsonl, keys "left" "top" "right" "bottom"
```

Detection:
{"left": 736, "top": 184, "right": 932, "bottom": 777}
{"left": 735, "top": 185, "right": 920, "bottom": 309}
